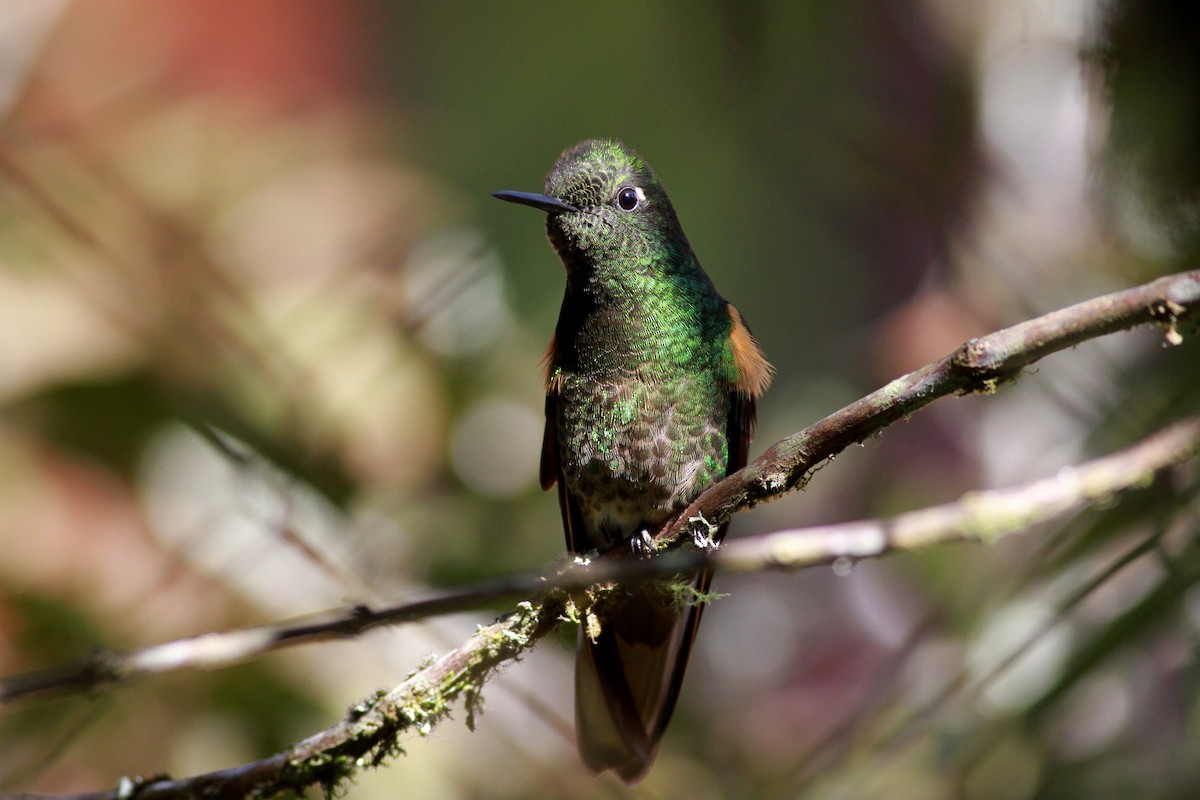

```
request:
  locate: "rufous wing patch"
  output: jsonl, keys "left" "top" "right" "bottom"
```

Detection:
{"left": 541, "top": 333, "right": 565, "bottom": 394}
{"left": 727, "top": 303, "right": 773, "bottom": 397}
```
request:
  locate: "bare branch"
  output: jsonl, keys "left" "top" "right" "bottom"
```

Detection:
{"left": 653, "top": 268, "right": 1200, "bottom": 548}
{"left": 714, "top": 416, "right": 1200, "bottom": 571}
{"left": 0, "top": 574, "right": 550, "bottom": 703}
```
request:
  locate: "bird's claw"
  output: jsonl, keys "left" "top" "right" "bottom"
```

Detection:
{"left": 629, "top": 529, "right": 654, "bottom": 558}
{"left": 690, "top": 513, "right": 719, "bottom": 550}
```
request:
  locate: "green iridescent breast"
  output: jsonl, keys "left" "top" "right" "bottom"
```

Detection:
{"left": 553, "top": 360, "right": 732, "bottom": 549}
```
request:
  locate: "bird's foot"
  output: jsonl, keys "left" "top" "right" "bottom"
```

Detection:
{"left": 628, "top": 529, "right": 655, "bottom": 558}
{"left": 690, "top": 513, "right": 720, "bottom": 550}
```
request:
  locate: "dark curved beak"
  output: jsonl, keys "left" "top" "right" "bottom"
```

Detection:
{"left": 492, "top": 190, "right": 578, "bottom": 214}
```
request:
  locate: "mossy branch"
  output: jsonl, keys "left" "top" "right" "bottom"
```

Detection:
{"left": 4, "top": 600, "right": 568, "bottom": 800}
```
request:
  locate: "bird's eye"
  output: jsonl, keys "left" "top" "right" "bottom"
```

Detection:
{"left": 616, "top": 186, "right": 641, "bottom": 211}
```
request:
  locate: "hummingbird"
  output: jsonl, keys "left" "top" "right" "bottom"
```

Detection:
{"left": 494, "top": 139, "right": 771, "bottom": 783}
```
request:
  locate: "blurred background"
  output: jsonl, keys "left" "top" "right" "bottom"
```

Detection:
{"left": 1, "top": 1, "right": 1198, "bottom": 798}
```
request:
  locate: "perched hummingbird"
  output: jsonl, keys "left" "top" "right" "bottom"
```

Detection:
{"left": 494, "top": 139, "right": 771, "bottom": 783}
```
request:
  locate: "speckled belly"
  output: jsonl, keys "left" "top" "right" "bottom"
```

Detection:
{"left": 556, "top": 373, "right": 730, "bottom": 550}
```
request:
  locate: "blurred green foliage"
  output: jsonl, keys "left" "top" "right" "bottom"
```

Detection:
{"left": 0, "top": 1, "right": 1198, "bottom": 798}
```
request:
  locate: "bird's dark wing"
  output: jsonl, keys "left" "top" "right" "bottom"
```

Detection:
{"left": 542, "top": 393, "right": 590, "bottom": 554}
